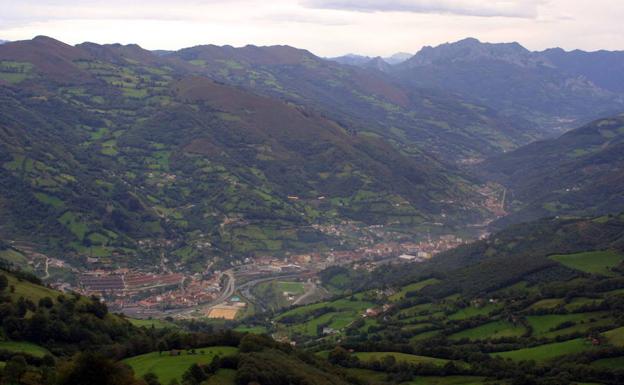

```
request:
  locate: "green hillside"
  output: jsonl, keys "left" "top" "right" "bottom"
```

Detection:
{"left": 0, "top": 36, "right": 492, "bottom": 270}
{"left": 238, "top": 214, "right": 624, "bottom": 384}
{"left": 479, "top": 115, "right": 624, "bottom": 227}
{"left": 170, "top": 43, "right": 533, "bottom": 162}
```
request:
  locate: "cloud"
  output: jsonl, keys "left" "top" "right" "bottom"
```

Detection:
{"left": 301, "top": 0, "right": 541, "bottom": 18}
{"left": 0, "top": 1, "right": 250, "bottom": 25}
{"left": 260, "top": 12, "right": 351, "bottom": 26}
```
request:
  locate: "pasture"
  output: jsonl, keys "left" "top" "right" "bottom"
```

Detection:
{"left": 604, "top": 326, "right": 624, "bottom": 346}
{"left": 128, "top": 318, "right": 178, "bottom": 330}
{"left": 407, "top": 376, "right": 487, "bottom": 385}
{"left": 450, "top": 321, "right": 525, "bottom": 340}
{"left": 276, "top": 297, "right": 373, "bottom": 337}
{"left": 591, "top": 356, "right": 624, "bottom": 369}
{"left": 277, "top": 281, "right": 305, "bottom": 295}
{"left": 0, "top": 341, "right": 50, "bottom": 358}
{"left": 526, "top": 313, "right": 605, "bottom": 336}
{"left": 5, "top": 275, "right": 58, "bottom": 303}
{"left": 123, "top": 346, "right": 238, "bottom": 384}
{"left": 353, "top": 352, "right": 450, "bottom": 366}
{"left": 448, "top": 304, "right": 500, "bottom": 320}
{"left": 492, "top": 338, "right": 592, "bottom": 362}
{"left": 389, "top": 278, "right": 440, "bottom": 301}
{"left": 550, "top": 250, "right": 624, "bottom": 276}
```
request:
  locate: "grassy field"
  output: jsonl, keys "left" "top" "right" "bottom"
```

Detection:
{"left": 276, "top": 297, "right": 373, "bottom": 337}
{"left": 410, "top": 330, "right": 441, "bottom": 342}
{"left": 407, "top": 376, "right": 487, "bottom": 385}
{"left": 448, "top": 304, "right": 499, "bottom": 320}
{"left": 564, "top": 297, "right": 602, "bottom": 311}
{"left": 5, "top": 275, "right": 58, "bottom": 303}
{"left": 591, "top": 356, "right": 624, "bottom": 369}
{"left": 276, "top": 281, "right": 305, "bottom": 295}
{"left": 344, "top": 368, "right": 390, "bottom": 384}
{"left": 233, "top": 325, "right": 268, "bottom": 334}
{"left": 603, "top": 326, "right": 624, "bottom": 346}
{"left": 550, "top": 250, "right": 624, "bottom": 276}
{"left": 542, "top": 317, "right": 614, "bottom": 339}
{"left": 353, "top": 352, "right": 449, "bottom": 366}
{"left": 123, "top": 346, "right": 238, "bottom": 384}
{"left": 128, "top": 318, "right": 178, "bottom": 329}
{"left": 450, "top": 321, "right": 525, "bottom": 340}
{"left": 0, "top": 341, "right": 50, "bottom": 358}
{"left": 396, "top": 302, "right": 435, "bottom": 318}
{"left": 492, "top": 338, "right": 592, "bottom": 362}
{"left": 528, "top": 298, "right": 564, "bottom": 310}
{"left": 526, "top": 313, "right": 605, "bottom": 336}
{"left": 389, "top": 278, "right": 440, "bottom": 301}
{"left": 0, "top": 249, "right": 30, "bottom": 270}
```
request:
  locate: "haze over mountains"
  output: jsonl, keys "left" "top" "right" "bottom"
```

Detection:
{"left": 336, "top": 38, "right": 624, "bottom": 133}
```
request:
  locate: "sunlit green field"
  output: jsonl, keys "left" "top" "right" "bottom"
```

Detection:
{"left": 450, "top": 321, "right": 525, "bottom": 340}
{"left": 0, "top": 341, "right": 50, "bottom": 358}
{"left": 128, "top": 318, "right": 178, "bottom": 329}
{"left": 353, "top": 352, "right": 450, "bottom": 366}
{"left": 407, "top": 376, "right": 487, "bottom": 385}
{"left": 550, "top": 250, "right": 624, "bottom": 276}
{"left": 492, "top": 338, "right": 593, "bottom": 362}
{"left": 123, "top": 346, "right": 238, "bottom": 384}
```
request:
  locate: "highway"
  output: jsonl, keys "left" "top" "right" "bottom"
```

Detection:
{"left": 212, "top": 270, "right": 236, "bottom": 305}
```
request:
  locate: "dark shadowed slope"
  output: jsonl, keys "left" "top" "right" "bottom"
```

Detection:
{"left": 478, "top": 114, "right": 624, "bottom": 227}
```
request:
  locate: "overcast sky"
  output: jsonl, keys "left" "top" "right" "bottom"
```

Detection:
{"left": 1, "top": 0, "right": 623, "bottom": 57}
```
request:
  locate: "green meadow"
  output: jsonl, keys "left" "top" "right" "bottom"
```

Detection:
{"left": 492, "top": 338, "right": 592, "bottom": 362}
{"left": 0, "top": 341, "right": 50, "bottom": 358}
{"left": 550, "top": 250, "right": 624, "bottom": 276}
{"left": 123, "top": 346, "right": 238, "bottom": 384}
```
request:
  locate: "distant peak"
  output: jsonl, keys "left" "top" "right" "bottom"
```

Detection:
{"left": 31, "top": 35, "right": 66, "bottom": 45}
{"left": 405, "top": 37, "right": 532, "bottom": 67}
{"left": 457, "top": 37, "right": 481, "bottom": 45}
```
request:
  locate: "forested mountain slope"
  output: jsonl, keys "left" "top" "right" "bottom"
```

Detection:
{"left": 394, "top": 38, "right": 624, "bottom": 132}
{"left": 0, "top": 36, "right": 489, "bottom": 268}
{"left": 478, "top": 115, "right": 624, "bottom": 227}
{"left": 167, "top": 43, "right": 535, "bottom": 162}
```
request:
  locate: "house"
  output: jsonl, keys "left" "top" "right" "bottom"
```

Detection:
{"left": 365, "top": 308, "right": 381, "bottom": 317}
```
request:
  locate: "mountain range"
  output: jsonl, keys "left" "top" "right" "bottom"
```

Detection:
{"left": 340, "top": 38, "right": 624, "bottom": 133}
{"left": 0, "top": 36, "right": 495, "bottom": 269}
{"left": 0, "top": 35, "right": 623, "bottom": 270}
{"left": 330, "top": 52, "right": 412, "bottom": 66}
